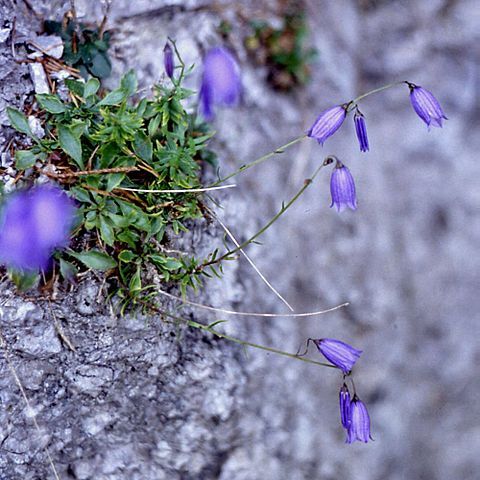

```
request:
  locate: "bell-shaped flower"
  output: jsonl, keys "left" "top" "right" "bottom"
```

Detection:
{"left": 307, "top": 105, "right": 347, "bottom": 145}
{"left": 407, "top": 83, "right": 447, "bottom": 128}
{"left": 313, "top": 338, "right": 362, "bottom": 374}
{"left": 199, "top": 47, "right": 241, "bottom": 121}
{"left": 339, "top": 383, "right": 351, "bottom": 430}
{"left": 330, "top": 159, "right": 357, "bottom": 212}
{"left": 0, "top": 185, "right": 76, "bottom": 271}
{"left": 354, "top": 109, "right": 369, "bottom": 152}
{"left": 347, "top": 395, "right": 372, "bottom": 443}
{"left": 163, "top": 42, "right": 174, "bottom": 79}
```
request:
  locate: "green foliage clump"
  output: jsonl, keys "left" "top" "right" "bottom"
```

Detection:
{"left": 44, "top": 17, "right": 112, "bottom": 79}
{"left": 245, "top": 13, "right": 317, "bottom": 91}
{"left": 7, "top": 66, "right": 221, "bottom": 305}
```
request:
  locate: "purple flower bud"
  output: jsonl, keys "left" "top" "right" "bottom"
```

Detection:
{"left": 163, "top": 42, "right": 174, "bottom": 79}
{"left": 339, "top": 384, "right": 351, "bottom": 430}
{"left": 307, "top": 105, "right": 347, "bottom": 145}
{"left": 347, "top": 395, "right": 372, "bottom": 443}
{"left": 407, "top": 83, "right": 447, "bottom": 128}
{"left": 199, "top": 47, "right": 241, "bottom": 121}
{"left": 313, "top": 338, "right": 362, "bottom": 374}
{"left": 330, "top": 160, "right": 357, "bottom": 213}
{"left": 0, "top": 185, "right": 76, "bottom": 271}
{"left": 354, "top": 109, "right": 369, "bottom": 152}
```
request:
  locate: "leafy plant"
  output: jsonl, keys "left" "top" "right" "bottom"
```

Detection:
{"left": 44, "top": 17, "right": 112, "bottom": 79}
{"left": 245, "top": 13, "right": 317, "bottom": 91}
{"left": 7, "top": 64, "right": 219, "bottom": 303}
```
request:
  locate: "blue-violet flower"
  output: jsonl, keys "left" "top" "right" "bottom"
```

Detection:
{"left": 407, "top": 83, "right": 447, "bottom": 128}
{"left": 0, "top": 185, "right": 76, "bottom": 271}
{"left": 307, "top": 105, "right": 347, "bottom": 145}
{"left": 199, "top": 47, "right": 241, "bottom": 121}
{"left": 354, "top": 109, "right": 369, "bottom": 152}
{"left": 347, "top": 395, "right": 372, "bottom": 443}
{"left": 330, "top": 160, "right": 357, "bottom": 213}
{"left": 339, "top": 383, "right": 351, "bottom": 430}
{"left": 163, "top": 42, "right": 174, "bottom": 79}
{"left": 313, "top": 338, "right": 362, "bottom": 374}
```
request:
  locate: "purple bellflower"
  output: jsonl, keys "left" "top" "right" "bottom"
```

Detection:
{"left": 354, "top": 109, "right": 369, "bottom": 152}
{"left": 199, "top": 47, "right": 241, "bottom": 121}
{"left": 163, "top": 42, "right": 174, "bottom": 79}
{"left": 313, "top": 338, "right": 362, "bottom": 374}
{"left": 330, "top": 159, "right": 357, "bottom": 213}
{"left": 307, "top": 105, "right": 347, "bottom": 145}
{"left": 339, "top": 383, "right": 351, "bottom": 430}
{"left": 347, "top": 395, "right": 372, "bottom": 443}
{"left": 0, "top": 185, "right": 76, "bottom": 271}
{"left": 407, "top": 82, "right": 447, "bottom": 128}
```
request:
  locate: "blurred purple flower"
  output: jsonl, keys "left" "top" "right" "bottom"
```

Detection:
{"left": 307, "top": 105, "right": 347, "bottom": 145}
{"left": 339, "top": 383, "right": 351, "bottom": 430}
{"left": 199, "top": 47, "right": 241, "bottom": 121}
{"left": 330, "top": 159, "right": 357, "bottom": 213}
{"left": 0, "top": 185, "right": 76, "bottom": 271}
{"left": 347, "top": 396, "right": 372, "bottom": 443}
{"left": 354, "top": 109, "right": 369, "bottom": 152}
{"left": 407, "top": 83, "right": 447, "bottom": 128}
{"left": 313, "top": 338, "right": 362, "bottom": 374}
{"left": 163, "top": 42, "right": 174, "bottom": 79}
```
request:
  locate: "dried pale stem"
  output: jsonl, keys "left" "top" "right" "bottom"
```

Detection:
{"left": 212, "top": 212, "right": 294, "bottom": 312}
{"left": 156, "top": 288, "right": 348, "bottom": 318}
{"left": 116, "top": 184, "right": 236, "bottom": 194}
{"left": 50, "top": 166, "right": 139, "bottom": 178}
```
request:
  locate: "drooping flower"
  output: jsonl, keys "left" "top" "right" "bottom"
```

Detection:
{"left": 354, "top": 109, "right": 369, "bottom": 152}
{"left": 199, "top": 47, "right": 241, "bottom": 121}
{"left": 330, "top": 159, "right": 357, "bottom": 213}
{"left": 307, "top": 105, "right": 347, "bottom": 145}
{"left": 163, "top": 42, "right": 174, "bottom": 79}
{"left": 339, "top": 383, "right": 351, "bottom": 430}
{"left": 347, "top": 395, "right": 372, "bottom": 443}
{"left": 407, "top": 83, "right": 447, "bottom": 128}
{"left": 0, "top": 185, "right": 76, "bottom": 271}
{"left": 313, "top": 338, "right": 362, "bottom": 374}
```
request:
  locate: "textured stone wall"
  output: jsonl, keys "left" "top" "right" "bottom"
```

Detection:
{"left": 0, "top": 0, "right": 479, "bottom": 479}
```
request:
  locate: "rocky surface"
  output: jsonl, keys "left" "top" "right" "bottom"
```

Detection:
{"left": 0, "top": 0, "right": 479, "bottom": 479}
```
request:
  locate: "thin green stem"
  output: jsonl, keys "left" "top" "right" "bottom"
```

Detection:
{"left": 200, "top": 159, "right": 329, "bottom": 270}
{"left": 157, "top": 308, "right": 337, "bottom": 369}
{"left": 210, "top": 134, "right": 307, "bottom": 187}
{"left": 351, "top": 80, "right": 406, "bottom": 105}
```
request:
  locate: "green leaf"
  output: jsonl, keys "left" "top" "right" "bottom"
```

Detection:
{"left": 65, "top": 79, "right": 85, "bottom": 97}
{"left": 70, "top": 187, "right": 91, "bottom": 203}
{"left": 58, "top": 125, "right": 84, "bottom": 168}
{"left": 118, "top": 250, "right": 136, "bottom": 262}
{"left": 105, "top": 173, "right": 125, "bottom": 192}
{"left": 98, "top": 216, "right": 115, "bottom": 246}
{"left": 120, "top": 70, "right": 137, "bottom": 96}
{"left": 15, "top": 150, "right": 37, "bottom": 170}
{"left": 133, "top": 131, "right": 152, "bottom": 161}
{"left": 9, "top": 269, "right": 39, "bottom": 292}
{"left": 59, "top": 258, "right": 78, "bottom": 281}
{"left": 7, "top": 107, "right": 33, "bottom": 137}
{"left": 36, "top": 94, "right": 67, "bottom": 114}
{"left": 129, "top": 265, "right": 142, "bottom": 292}
{"left": 89, "top": 52, "right": 112, "bottom": 79}
{"left": 97, "top": 88, "right": 126, "bottom": 106}
{"left": 84, "top": 77, "right": 100, "bottom": 97}
{"left": 69, "top": 249, "right": 117, "bottom": 270}
{"left": 148, "top": 114, "right": 161, "bottom": 137}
